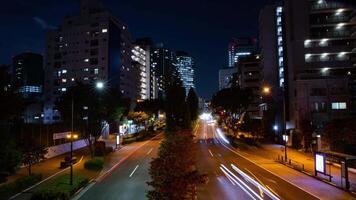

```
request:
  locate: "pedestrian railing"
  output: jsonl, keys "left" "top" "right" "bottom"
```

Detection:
{"left": 276, "top": 155, "right": 305, "bottom": 172}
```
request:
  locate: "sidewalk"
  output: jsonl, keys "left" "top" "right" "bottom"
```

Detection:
{"left": 234, "top": 143, "right": 356, "bottom": 199}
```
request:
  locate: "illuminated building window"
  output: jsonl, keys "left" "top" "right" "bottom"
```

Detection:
{"left": 332, "top": 102, "right": 347, "bottom": 110}
{"left": 102, "top": 28, "right": 108, "bottom": 33}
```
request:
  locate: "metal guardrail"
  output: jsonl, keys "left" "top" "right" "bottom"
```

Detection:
{"left": 276, "top": 155, "right": 305, "bottom": 172}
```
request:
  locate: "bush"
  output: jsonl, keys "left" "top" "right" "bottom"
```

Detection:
{"left": 84, "top": 157, "right": 104, "bottom": 171}
{"left": 0, "top": 173, "right": 42, "bottom": 200}
{"left": 31, "top": 175, "right": 88, "bottom": 200}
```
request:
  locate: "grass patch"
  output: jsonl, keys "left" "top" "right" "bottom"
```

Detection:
{"left": 84, "top": 157, "right": 104, "bottom": 171}
{"left": 0, "top": 174, "right": 42, "bottom": 200}
{"left": 31, "top": 174, "right": 88, "bottom": 200}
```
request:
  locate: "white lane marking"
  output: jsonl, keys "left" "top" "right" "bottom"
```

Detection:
{"left": 215, "top": 129, "right": 321, "bottom": 200}
{"left": 221, "top": 164, "right": 263, "bottom": 200}
{"left": 129, "top": 165, "right": 139, "bottom": 178}
{"left": 208, "top": 149, "right": 214, "bottom": 157}
{"left": 147, "top": 148, "right": 153, "bottom": 155}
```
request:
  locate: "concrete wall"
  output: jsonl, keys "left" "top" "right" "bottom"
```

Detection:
{"left": 45, "top": 139, "right": 88, "bottom": 159}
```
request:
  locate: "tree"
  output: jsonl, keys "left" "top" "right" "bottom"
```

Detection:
{"left": 127, "top": 111, "right": 150, "bottom": 131}
{"left": 322, "top": 118, "right": 356, "bottom": 154}
{"left": 0, "top": 131, "right": 22, "bottom": 182}
{"left": 147, "top": 130, "right": 207, "bottom": 200}
{"left": 165, "top": 77, "right": 187, "bottom": 130}
{"left": 211, "top": 87, "right": 252, "bottom": 115}
{"left": 21, "top": 136, "right": 48, "bottom": 176}
{"left": 186, "top": 88, "right": 199, "bottom": 121}
{"left": 55, "top": 83, "right": 129, "bottom": 157}
{"left": 299, "top": 119, "right": 314, "bottom": 151}
{"left": 135, "top": 99, "right": 164, "bottom": 116}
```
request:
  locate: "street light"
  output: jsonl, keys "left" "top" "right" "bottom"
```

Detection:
{"left": 95, "top": 81, "right": 105, "bottom": 90}
{"left": 262, "top": 86, "right": 288, "bottom": 161}
{"left": 262, "top": 86, "right": 271, "bottom": 95}
{"left": 66, "top": 133, "right": 78, "bottom": 185}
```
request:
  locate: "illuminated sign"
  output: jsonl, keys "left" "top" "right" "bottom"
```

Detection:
{"left": 315, "top": 153, "right": 325, "bottom": 173}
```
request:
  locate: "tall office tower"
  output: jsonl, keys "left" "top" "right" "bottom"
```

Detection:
{"left": 12, "top": 52, "right": 44, "bottom": 123}
{"left": 218, "top": 67, "right": 238, "bottom": 90}
{"left": 132, "top": 38, "right": 152, "bottom": 100}
{"left": 13, "top": 53, "right": 44, "bottom": 96}
{"left": 280, "top": 0, "right": 356, "bottom": 129}
{"left": 228, "top": 37, "right": 258, "bottom": 67}
{"left": 43, "top": 0, "right": 133, "bottom": 123}
{"left": 237, "top": 55, "right": 262, "bottom": 118}
{"left": 150, "top": 45, "right": 176, "bottom": 99}
{"left": 175, "top": 51, "right": 195, "bottom": 95}
{"left": 0, "top": 64, "right": 12, "bottom": 92}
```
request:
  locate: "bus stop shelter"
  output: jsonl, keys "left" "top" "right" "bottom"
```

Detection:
{"left": 315, "top": 150, "right": 356, "bottom": 190}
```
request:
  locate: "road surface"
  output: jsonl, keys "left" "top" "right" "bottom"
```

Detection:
{"left": 75, "top": 135, "right": 162, "bottom": 200}
{"left": 195, "top": 120, "right": 320, "bottom": 200}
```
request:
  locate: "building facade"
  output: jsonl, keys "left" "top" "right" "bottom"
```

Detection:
{"left": 238, "top": 55, "right": 262, "bottom": 118}
{"left": 218, "top": 67, "right": 238, "bottom": 90}
{"left": 175, "top": 51, "right": 195, "bottom": 95}
{"left": 228, "top": 37, "right": 258, "bottom": 67}
{"left": 43, "top": 0, "right": 133, "bottom": 123}
{"left": 12, "top": 52, "right": 44, "bottom": 123}
{"left": 150, "top": 45, "right": 176, "bottom": 99}
{"left": 131, "top": 41, "right": 150, "bottom": 100}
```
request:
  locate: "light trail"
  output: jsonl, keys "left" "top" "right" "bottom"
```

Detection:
{"left": 216, "top": 128, "right": 230, "bottom": 144}
{"left": 231, "top": 164, "right": 280, "bottom": 200}
{"left": 129, "top": 165, "right": 139, "bottom": 178}
{"left": 220, "top": 165, "right": 259, "bottom": 200}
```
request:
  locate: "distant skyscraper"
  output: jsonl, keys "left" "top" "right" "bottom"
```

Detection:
{"left": 12, "top": 53, "right": 44, "bottom": 98}
{"left": 43, "top": 0, "right": 133, "bottom": 123}
{"left": 175, "top": 51, "right": 195, "bottom": 95}
{"left": 12, "top": 52, "right": 44, "bottom": 123}
{"left": 150, "top": 45, "right": 176, "bottom": 99}
{"left": 228, "top": 37, "right": 258, "bottom": 67}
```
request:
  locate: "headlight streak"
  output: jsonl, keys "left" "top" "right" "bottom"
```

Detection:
{"left": 231, "top": 164, "right": 280, "bottom": 200}
{"left": 220, "top": 164, "right": 262, "bottom": 200}
{"left": 216, "top": 128, "right": 230, "bottom": 144}
{"left": 220, "top": 166, "right": 257, "bottom": 200}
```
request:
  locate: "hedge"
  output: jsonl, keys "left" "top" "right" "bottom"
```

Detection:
{"left": 84, "top": 157, "right": 104, "bottom": 171}
{"left": 0, "top": 173, "right": 42, "bottom": 200}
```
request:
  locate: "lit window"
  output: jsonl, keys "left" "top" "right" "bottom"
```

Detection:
{"left": 332, "top": 102, "right": 347, "bottom": 110}
{"left": 62, "top": 69, "right": 67, "bottom": 74}
{"left": 61, "top": 88, "right": 67, "bottom": 92}
{"left": 62, "top": 79, "right": 67, "bottom": 83}
{"left": 84, "top": 58, "right": 89, "bottom": 62}
{"left": 83, "top": 77, "right": 89, "bottom": 81}
{"left": 71, "top": 78, "right": 75, "bottom": 81}
{"left": 94, "top": 68, "right": 99, "bottom": 74}
{"left": 102, "top": 28, "right": 108, "bottom": 33}
{"left": 83, "top": 68, "right": 89, "bottom": 72}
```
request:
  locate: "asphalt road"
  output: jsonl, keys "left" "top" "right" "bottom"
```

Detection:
{"left": 76, "top": 135, "right": 162, "bottom": 200}
{"left": 195, "top": 120, "right": 320, "bottom": 200}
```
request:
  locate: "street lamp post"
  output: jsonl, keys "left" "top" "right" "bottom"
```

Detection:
{"left": 262, "top": 85, "right": 288, "bottom": 161}
{"left": 66, "top": 133, "right": 78, "bottom": 185}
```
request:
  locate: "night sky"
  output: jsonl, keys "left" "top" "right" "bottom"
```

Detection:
{"left": 0, "top": 0, "right": 269, "bottom": 98}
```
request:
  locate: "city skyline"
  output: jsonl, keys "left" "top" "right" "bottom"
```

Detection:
{"left": 0, "top": 0, "right": 269, "bottom": 98}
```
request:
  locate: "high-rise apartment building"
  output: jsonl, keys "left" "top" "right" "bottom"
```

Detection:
{"left": 175, "top": 51, "right": 195, "bottom": 95}
{"left": 150, "top": 45, "right": 176, "bottom": 99}
{"left": 43, "top": 0, "right": 133, "bottom": 123}
{"left": 13, "top": 53, "right": 44, "bottom": 97}
{"left": 284, "top": 0, "right": 356, "bottom": 129}
{"left": 259, "top": 0, "right": 356, "bottom": 132}
{"left": 132, "top": 38, "right": 152, "bottom": 100}
{"left": 12, "top": 52, "right": 44, "bottom": 123}
{"left": 228, "top": 37, "right": 258, "bottom": 67}
{"left": 237, "top": 55, "right": 262, "bottom": 118}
